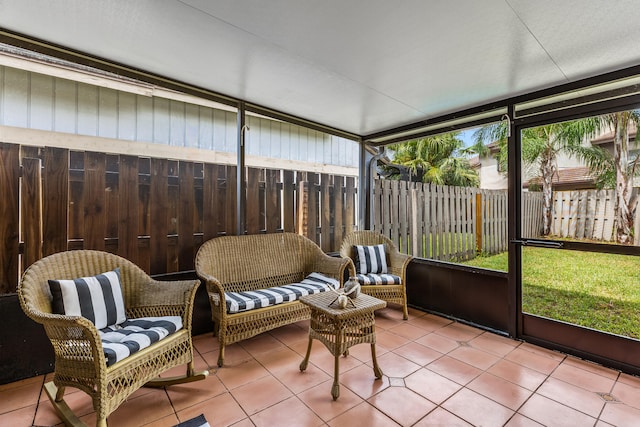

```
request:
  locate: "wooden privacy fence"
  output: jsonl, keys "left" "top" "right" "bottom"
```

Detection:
{"left": 552, "top": 189, "right": 614, "bottom": 241}
{"left": 371, "top": 179, "right": 544, "bottom": 261}
{"left": 373, "top": 179, "right": 640, "bottom": 261}
{"left": 0, "top": 142, "right": 357, "bottom": 294}
{"left": 549, "top": 188, "right": 640, "bottom": 242}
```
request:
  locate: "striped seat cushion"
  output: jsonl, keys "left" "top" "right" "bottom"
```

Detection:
{"left": 356, "top": 273, "right": 402, "bottom": 285}
{"left": 99, "top": 316, "right": 183, "bottom": 366}
{"left": 49, "top": 268, "right": 126, "bottom": 329}
{"left": 225, "top": 272, "right": 339, "bottom": 314}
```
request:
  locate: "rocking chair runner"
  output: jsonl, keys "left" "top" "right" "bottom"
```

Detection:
{"left": 18, "top": 250, "right": 208, "bottom": 427}
{"left": 340, "top": 231, "right": 413, "bottom": 320}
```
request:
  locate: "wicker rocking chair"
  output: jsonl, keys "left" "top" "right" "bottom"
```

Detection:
{"left": 340, "top": 231, "right": 413, "bottom": 320}
{"left": 18, "top": 250, "right": 208, "bottom": 427}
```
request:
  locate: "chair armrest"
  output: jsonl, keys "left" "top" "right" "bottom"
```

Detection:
{"left": 345, "top": 258, "right": 357, "bottom": 277}
{"left": 388, "top": 251, "right": 413, "bottom": 276}
{"left": 311, "top": 255, "right": 350, "bottom": 284}
{"left": 36, "top": 313, "right": 107, "bottom": 373}
{"left": 196, "top": 273, "right": 227, "bottom": 312}
{"left": 343, "top": 250, "right": 412, "bottom": 278}
{"left": 131, "top": 279, "right": 200, "bottom": 327}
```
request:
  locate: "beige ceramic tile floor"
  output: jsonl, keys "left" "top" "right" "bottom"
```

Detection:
{"left": 2, "top": 306, "right": 640, "bottom": 426}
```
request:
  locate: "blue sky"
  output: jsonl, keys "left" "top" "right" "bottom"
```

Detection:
{"left": 459, "top": 129, "right": 478, "bottom": 148}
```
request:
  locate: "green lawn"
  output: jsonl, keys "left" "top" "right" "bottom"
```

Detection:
{"left": 462, "top": 248, "right": 640, "bottom": 339}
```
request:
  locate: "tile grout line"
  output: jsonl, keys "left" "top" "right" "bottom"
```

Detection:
{"left": 507, "top": 352, "right": 571, "bottom": 426}
{"left": 31, "top": 374, "right": 47, "bottom": 427}
{"left": 593, "top": 368, "right": 623, "bottom": 424}
{"left": 191, "top": 340, "right": 255, "bottom": 426}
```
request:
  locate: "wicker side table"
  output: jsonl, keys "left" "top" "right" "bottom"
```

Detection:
{"left": 299, "top": 292, "right": 387, "bottom": 400}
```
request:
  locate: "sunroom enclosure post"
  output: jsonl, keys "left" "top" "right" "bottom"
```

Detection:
{"left": 237, "top": 101, "right": 246, "bottom": 235}
{"left": 358, "top": 138, "right": 367, "bottom": 230}
{"left": 506, "top": 105, "right": 520, "bottom": 339}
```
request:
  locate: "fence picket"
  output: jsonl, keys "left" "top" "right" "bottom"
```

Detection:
{"left": 585, "top": 190, "right": 596, "bottom": 239}
{"left": 83, "top": 152, "right": 107, "bottom": 251}
{"left": 444, "top": 185, "right": 452, "bottom": 259}
{"left": 21, "top": 157, "right": 42, "bottom": 269}
{"left": 593, "top": 190, "right": 607, "bottom": 240}
{"left": 178, "top": 161, "right": 195, "bottom": 271}
{"left": 575, "top": 191, "right": 586, "bottom": 239}
{"left": 345, "top": 176, "right": 357, "bottom": 236}
{"left": 265, "top": 169, "right": 280, "bottom": 234}
{"left": 603, "top": 191, "right": 615, "bottom": 241}
{"left": 333, "top": 175, "right": 344, "bottom": 248}
{"left": 118, "top": 155, "right": 139, "bottom": 262}
{"left": 409, "top": 185, "right": 420, "bottom": 256}
{"left": 399, "top": 180, "right": 408, "bottom": 254}
{"left": 43, "top": 147, "right": 69, "bottom": 256}
{"left": 150, "top": 158, "right": 168, "bottom": 275}
{"left": 0, "top": 144, "right": 19, "bottom": 293}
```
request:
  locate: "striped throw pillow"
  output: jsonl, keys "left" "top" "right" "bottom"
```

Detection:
{"left": 353, "top": 244, "right": 388, "bottom": 274}
{"left": 174, "top": 414, "right": 210, "bottom": 427}
{"left": 49, "top": 268, "right": 126, "bottom": 329}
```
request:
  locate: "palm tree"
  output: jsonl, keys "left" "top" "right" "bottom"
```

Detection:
{"left": 385, "top": 132, "right": 480, "bottom": 187}
{"left": 575, "top": 111, "right": 640, "bottom": 244}
{"left": 473, "top": 120, "right": 600, "bottom": 236}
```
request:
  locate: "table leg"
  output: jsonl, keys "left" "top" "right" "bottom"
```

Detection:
{"left": 300, "top": 337, "right": 313, "bottom": 371}
{"left": 331, "top": 354, "right": 340, "bottom": 400}
{"left": 371, "top": 343, "right": 383, "bottom": 379}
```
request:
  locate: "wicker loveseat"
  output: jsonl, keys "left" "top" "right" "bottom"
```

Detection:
{"left": 18, "top": 250, "right": 208, "bottom": 427}
{"left": 195, "top": 232, "right": 350, "bottom": 367}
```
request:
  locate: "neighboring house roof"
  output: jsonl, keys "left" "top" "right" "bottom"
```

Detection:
{"left": 470, "top": 140, "right": 501, "bottom": 168}
{"left": 486, "top": 140, "right": 501, "bottom": 154}
{"left": 524, "top": 166, "right": 595, "bottom": 191}
{"left": 469, "top": 155, "right": 480, "bottom": 168}
{"left": 591, "top": 124, "right": 637, "bottom": 145}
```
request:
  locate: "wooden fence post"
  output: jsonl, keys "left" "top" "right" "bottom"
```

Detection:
{"left": 475, "top": 192, "right": 483, "bottom": 254}
{"left": 297, "top": 180, "right": 309, "bottom": 238}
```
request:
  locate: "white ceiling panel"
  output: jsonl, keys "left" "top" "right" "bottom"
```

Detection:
{"left": 508, "top": 0, "right": 640, "bottom": 79}
{"left": 1, "top": 0, "right": 639, "bottom": 136}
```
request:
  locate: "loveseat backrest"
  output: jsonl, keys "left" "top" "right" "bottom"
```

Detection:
{"left": 195, "top": 232, "right": 324, "bottom": 293}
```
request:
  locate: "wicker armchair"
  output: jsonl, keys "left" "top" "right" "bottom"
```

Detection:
{"left": 340, "top": 231, "right": 413, "bottom": 319}
{"left": 18, "top": 250, "right": 208, "bottom": 427}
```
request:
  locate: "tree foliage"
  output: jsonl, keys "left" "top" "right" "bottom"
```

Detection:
{"left": 385, "top": 132, "right": 479, "bottom": 187}
{"left": 473, "top": 119, "right": 601, "bottom": 235}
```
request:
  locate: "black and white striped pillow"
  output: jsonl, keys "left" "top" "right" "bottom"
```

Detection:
{"left": 49, "top": 268, "right": 126, "bottom": 329}
{"left": 353, "top": 244, "right": 388, "bottom": 274}
{"left": 174, "top": 414, "right": 210, "bottom": 427}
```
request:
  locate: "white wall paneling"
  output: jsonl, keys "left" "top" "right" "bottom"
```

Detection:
{"left": 0, "top": 65, "right": 358, "bottom": 172}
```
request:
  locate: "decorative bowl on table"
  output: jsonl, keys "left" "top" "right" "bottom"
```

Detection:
{"left": 343, "top": 276, "right": 361, "bottom": 299}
